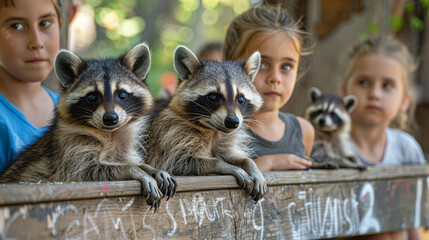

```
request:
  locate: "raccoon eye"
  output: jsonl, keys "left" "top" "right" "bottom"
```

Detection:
{"left": 208, "top": 93, "right": 219, "bottom": 102}
{"left": 237, "top": 96, "right": 246, "bottom": 104}
{"left": 118, "top": 90, "right": 128, "bottom": 100}
{"left": 331, "top": 112, "right": 341, "bottom": 123}
{"left": 86, "top": 93, "right": 98, "bottom": 102}
{"left": 310, "top": 110, "right": 323, "bottom": 120}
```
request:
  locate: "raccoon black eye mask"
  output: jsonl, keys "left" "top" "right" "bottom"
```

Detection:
{"left": 0, "top": 43, "right": 177, "bottom": 210}
{"left": 145, "top": 45, "right": 267, "bottom": 201}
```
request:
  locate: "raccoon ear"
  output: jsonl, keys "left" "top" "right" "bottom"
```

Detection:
{"left": 173, "top": 45, "right": 201, "bottom": 82}
{"left": 55, "top": 50, "right": 84, "bottom": 88}
{"left": 244, "top": 51, "right": 261, "bottom": 82}
{"left": 123, "top": 43, "right": 151, "bottom": 80}
{"left": 308, "top": 87, "right": 322, "bottom": 103}
{"left": 343, "top": 95, "right": 357, "bottom": 113}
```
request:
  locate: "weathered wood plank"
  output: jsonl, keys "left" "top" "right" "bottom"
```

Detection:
{"left": 1, "top": 165, "right": 427, "bottom": 205}
{"left": 0, "top": 166, "right": 428, "bottom": 239}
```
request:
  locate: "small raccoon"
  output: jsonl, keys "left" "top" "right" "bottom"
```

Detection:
{"left": 145, "top": 46, "right": 267, "bottom": 201}
{"left": 305, "top": 87, "right": 366, "bottom": 170}
{"left": 0, "top": 43, "right": 176, "bottom": 208}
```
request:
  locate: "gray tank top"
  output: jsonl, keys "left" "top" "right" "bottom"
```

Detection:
{"left": 248, "top": 112, "right": 307, "bottom": 160}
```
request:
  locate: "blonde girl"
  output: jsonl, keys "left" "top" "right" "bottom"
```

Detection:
{"left": 223, "top": 4, "right": 314, "bottom": 171}
{"left": 342, "top": 34, "right": 425, "bottom": 167}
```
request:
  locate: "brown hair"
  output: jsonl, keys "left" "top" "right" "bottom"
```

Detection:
{"left": 223, "top": 4, "right": 310, "bottom": 78}
{"left": 223, "top": 4, "right": 310, "bottom": 60}
{"left": 0, "top": 0, "right": 63, "bottom": 27}
{"left": 343, "top": 34, "right": 418, "bottom": 131}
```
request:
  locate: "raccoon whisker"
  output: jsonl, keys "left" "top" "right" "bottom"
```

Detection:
{"left": 243, "top": 118, "right": 260, "bottom": 123}
{"left": 243, "top": 119, "right": 264, "bottom": 128}
{"left": 125, "top": 103, "right": 147, "bottom": 112}
{"left": 126, "top": 107, "right": 145, "bottom": 114}
{"left": 182, "top": 96, "right": 216, "bottom": 115}
{"left": 75, "top": 108, "right": 96, "bottom": 116}
{"left": 183, "top": 97, "right": 227, "bottom": 125}
{"left": 188, "top": 115, "right": 210, "bottom": 122}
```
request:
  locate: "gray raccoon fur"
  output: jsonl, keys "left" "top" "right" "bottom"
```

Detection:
{"left": 0, "top": 43, "right": 176, "bottom": 208}
{"left": 305, "top": 87, "right": 366, "bottom": 170}
{"left": 145, "top": 45, "right": 267, "bottom": 201}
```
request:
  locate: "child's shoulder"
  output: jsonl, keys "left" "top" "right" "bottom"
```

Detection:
{"left": 42, "top": 86, "right": 61, "bottom": 105}
{"left": 279, "top": 113, "right": 313, "bottom": 132}
{"left": 385, "top": 128, "right": 425, "bottom": 164}
{"left": 279, "top": 113, "right": 314, "bottom": 155}
{"left": 386, "top": 128, "right": 419, "bottom": 146}
{"left": 296, "top": 116, "right": 315, "bottom": 142}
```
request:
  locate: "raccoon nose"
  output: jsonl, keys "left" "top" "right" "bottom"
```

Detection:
{"left": 103, "top": 112, "right": 119, "bottom": 126}
{"left": 318, "top": 117, "right": 326, "bottom": 127}
{"left": 225, "top": 115, "right": 240, "bottom": 129}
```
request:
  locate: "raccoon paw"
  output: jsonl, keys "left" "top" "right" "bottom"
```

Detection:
{"left": 233, "top": 169, "right": 254, "bottom": 193}
{"left": 250, "top": 175, "right": 267, "bottom": 202}
{"left": 141, "top": 177, "right": 163, "bottom": 211}
{"left": 356, "top": 165, "right": 367, "bottom": 171}
{"left": 323, "top": 162, "right": 339, "bottom": 169}
{"left": 152, "top": 170, "right": 178, "bottom": 200}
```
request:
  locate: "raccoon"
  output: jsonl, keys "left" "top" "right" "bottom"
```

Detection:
{"left": 0, "top": 43, "right": 176, "bottom": 208}
{"left": 305, "top": 87, "right": 366, "bottom": 170}
{"left": 145, "top": 46, "right": 267, "bottom": 201}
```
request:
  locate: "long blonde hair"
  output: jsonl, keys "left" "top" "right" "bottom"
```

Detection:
{"left": 223, "top": 4, "right": 310, "bottom": 65}
{"left": 344, "top": 35, "right": 418, "bottom": 131}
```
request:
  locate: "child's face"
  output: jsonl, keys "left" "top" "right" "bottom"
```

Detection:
{"left": 241, "top": 33, "right": 300, "bottom": 112}
{"left": 344, "top": 53, "right": 409, "bottom": 128}
{"left": 0, "top": 0, "right": 60, "bottom": 83}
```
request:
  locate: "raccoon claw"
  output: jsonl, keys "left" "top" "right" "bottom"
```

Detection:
{"left": 357, "top": 165, "right": 367, "bottom": 171}
{"left": 152, "top": 170, "right": 177, "bottom": 200}
{"left": 250, "top": 176, "right": 267, "bottom": 202}
{"left": 234, "top": 169, "right": 253, "bottom": 193}
{"left": 324, "top": 162, "right": 338, "bottom": 169}
{"left": 148, "top": 199, "right": 161, "bottom": 213}
{"left": 140, "top": 177, "right": 163, "bottom": 209}
{"left": 167, "top": 177, "right": 178, "bottom": 200}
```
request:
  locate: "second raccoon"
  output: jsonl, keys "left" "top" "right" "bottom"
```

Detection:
{"left": 145, "top": 46, "right": 267, "bottom": 201}
{"left": 305, "top": 87, "right": 366, "bottom": 170}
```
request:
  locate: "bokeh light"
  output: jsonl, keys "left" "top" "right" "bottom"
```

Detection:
{"left": 202, "top": 0, "right": 219, "bottom": 9}
{"left": 233, "top": 0, "right": 250, "bottom": 14}
{"left": 202, "top": 9, "right": 218, "bottom": 26}
{"left": 103, "top": 11, "right": 120, "bottom": 30}
{"left": 118, "top": 17, "right": 146, "bottom": 37}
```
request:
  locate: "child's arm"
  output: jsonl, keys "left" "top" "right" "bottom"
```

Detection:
{"left": 0, "top": 121, "right": 12, "bottom": 174}
{"left": 296, "top": 117, "right": 315, "bottom": 157}
{"left": 254, "top": 154, "right": 312, "bottom": 171}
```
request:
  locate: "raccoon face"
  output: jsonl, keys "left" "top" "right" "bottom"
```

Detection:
{"left": 172, "top": 45, "right": 263, "bottom": 133}
{"left": 55, "top": 43, "right": 153, "bottom": 131}
{"left": 305, "top": 87, "right": 357, "bottom": 133}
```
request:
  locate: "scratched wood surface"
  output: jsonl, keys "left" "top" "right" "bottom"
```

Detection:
{"left": 0, "top": 165, "right": 428, "bottom": 239}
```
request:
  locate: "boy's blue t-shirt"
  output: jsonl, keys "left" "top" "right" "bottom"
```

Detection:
{"left": 0, "top": 87, "right": 60, "bottom": 173}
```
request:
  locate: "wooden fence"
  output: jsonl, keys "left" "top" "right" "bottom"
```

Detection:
{"left": 0, "top": 165, "right": 428, "bottom": 239}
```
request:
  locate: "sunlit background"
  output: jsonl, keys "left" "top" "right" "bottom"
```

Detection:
{"left": 69, "top": 0, "right": 251, "bottom": 97}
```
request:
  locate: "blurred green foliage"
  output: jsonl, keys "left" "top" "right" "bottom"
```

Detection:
{"left": 75, "top": 0, "right": 250, "bottom": 97}
{"left": 360, "top": 0, "right": 428, "bottom": 39}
